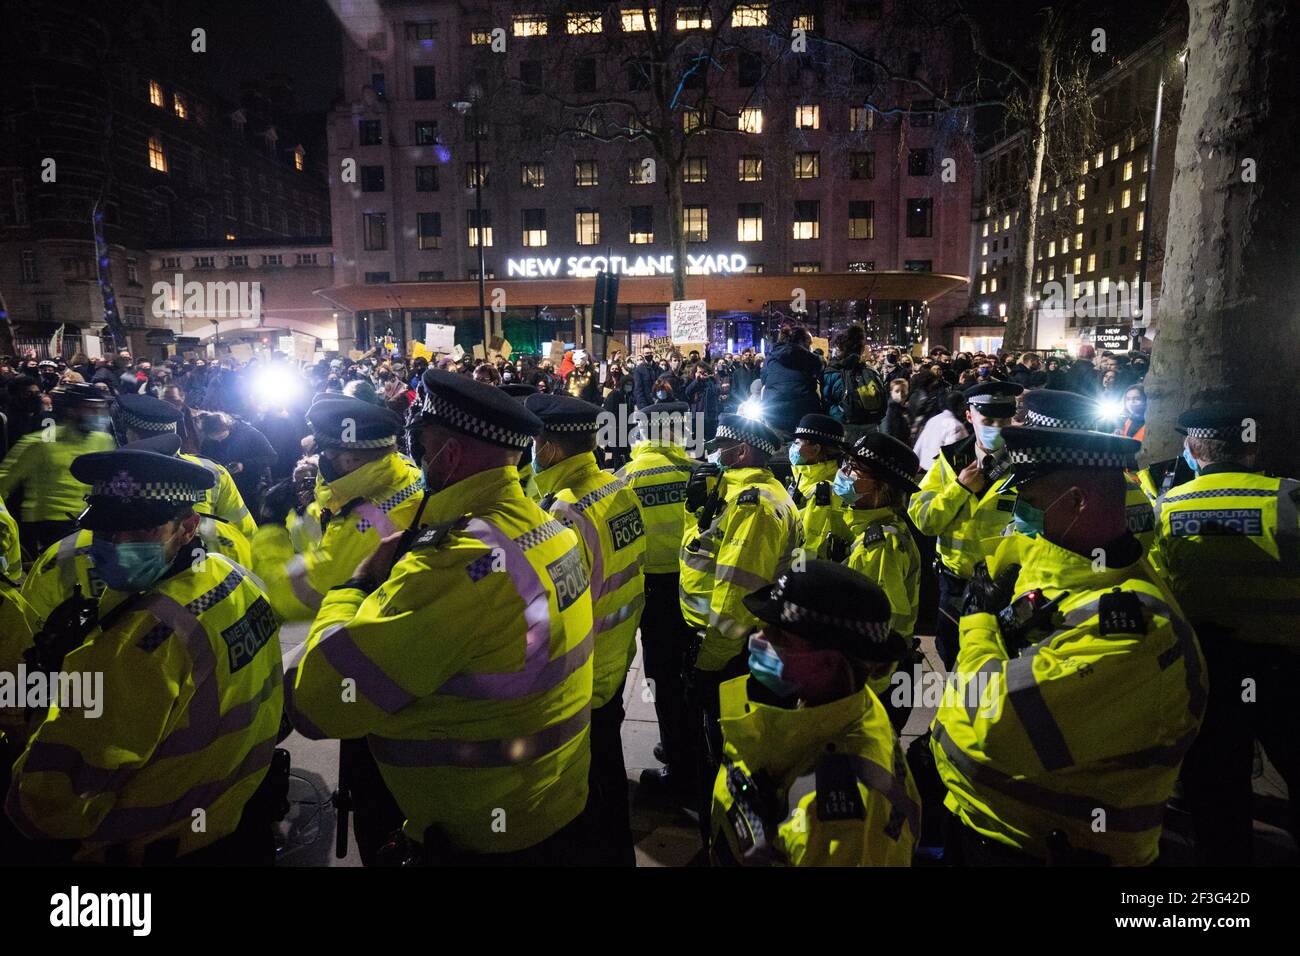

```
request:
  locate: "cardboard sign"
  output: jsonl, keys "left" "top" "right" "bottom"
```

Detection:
{"left": 347, "top": 349, "right": 368, "bottom": 361}
{"left": 677, "top": 341, "right": 708, "bottom": 358}
{"left": 409, "top": 341, "right": 434, "bottom": 361}
{"left": 83, "top": 334, "right": 103, "bottom": 360}
{"left": 810, "top": 336, "right": 829, "bottom": 356}
{"left": 166, "top": 344, "right": 177, "bottom": 357}
{"left": 278, "top": 335, "right": 295, "bottom": 354}
{"left": 473, "top": 344, "right": 486, "bottom": 361}
{"left": 607, "top": 340, "right": 627, "bottom": 361}
{"left": 549, "top": 339, "right": 566, "bottom": 363}
{"left": 452, "top": 344, "right": 465, "bottom": 361}
{"left": 230, "top": 343, "right": 254, "bottom": 363}
{"left": 648, "top": 335, "right": 675, "bottom": 360}
{"left": 293, "top": 332, "right": 317, "bottom": 363}
{"left": 426, "top": 324, "right": 456, "bottom": 354}
{"left": 669, "top": 299, "right": 708, "bottom": 344}
{"left": 499, "top": 338, "right": 512, "bottom": 361}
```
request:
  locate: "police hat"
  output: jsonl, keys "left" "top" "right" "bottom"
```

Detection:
{"left": 639, "top": 400, "right": 690, "bottom": 418}
{"left": 707, "top": 413, "right": 780, "bottom": 457}
{"left": 1022, "top": 389, "right": 1102, "bottom": 430}
{"left": 997, "top": 426, "right": 1141, "bottom": 489}
{"left": 743, "top": 561, "right": 906, "bottom": 662}
{"left": 1175, "top": 402, "right": 1255, "bottom": 441}
{"left": 52, "top": 382, "right": 109, "bottom": 408}
{"left": 72, "top": 449, "right": 215, "bottom": 532}
{"left": 793, "top": 413, "right": 845, "bottom": 448}
{"left": 123, "top": 433, "right": 182, "bottom": 456}
{"left": 500, "top": 383, "right": 538, "bottom": 398}
{"left": 963, "top": 380, "right": 1022, "bottom": 418}
{"left": 414, "top": 368, "right": 541, "bottom": 449}
{"left": 846, "top": 432, "right": 921, "bottom": 494}
{"left": 115, "top": 392, "right": 182, "bottom": 435}
{"left": 524, "top": 392, "right": 601, "bottom": 433}
{"left": 307, "top": 396, "right": 403, "bottom": 450}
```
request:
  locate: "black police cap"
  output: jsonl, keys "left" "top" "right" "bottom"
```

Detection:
{"left": 707, "top": 413, "right": 780, "bottom": 457}
{"left": 72, "top": 449, "right": 215, "bottom": 532}
{"left": 998, "top": 426, "right": 1140, "bottom": 489}
{"left": 524, "top": 392, "right": 602, "bottom": 433}
{"left": 1176, "top": 402, "right": 1256, "bottom": 441}
{"left": 500, "top": 383, "right": 538, "bottom": 398}
{"left": 1022, "top": 389, "right": 1102, "bottom": 431}
{"left": 793, "top": 413, "right": 846, "bottom": 447}
{"left": 115, "top": 393, "right": 182, "bottom": 434}
{"left": 963, "top": 380, "right": 1023, "bottom": 417}
{"left": 847, "top": 432, "right": 921, "bottom": 494}
{"left": 123, "top": 433, "right": 182, "bottom": 456}
{"left": 52, "top": 382, "right": 109, "bottom": 408}
{"left": 415, "top": 368, "right": 542, "bottom": 449}
{"left": 743, "top": 561, "right": 906, "bottom": 662}
{"left": 306, "top": 396, "right": 403, "bottom": 449}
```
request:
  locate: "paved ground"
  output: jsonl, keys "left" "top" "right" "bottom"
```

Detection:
{"left": 274, "top": 621, "right": 1297, "bottom": 866}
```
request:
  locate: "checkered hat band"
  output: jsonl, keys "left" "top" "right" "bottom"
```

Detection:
{"left": 117, "top": 407, "right": 177, "bottom": 433}
{"left": 1027, "top": 410, "right": 1093, "bottom": 430}
{"left": 855, "top": 446, "right": 914, "bottom": 485}
{"left": 91, "top": 479, "right": 203, "bottom": 503}
{"left": 421, "top": 391, "right": 533, "bottom": 449}
{"left": 1007, "top": 446, "right": 1136, "bottom": 468}
{"left": 315, "top": 434, "right": 397, "bottom": 450}
{"left": 1185, "top": 426, "right": 1232, "bottom": 439}
{"left": 794, "top": 427, "right": 842, "bottom": 444}
{"left": 542, "top": 420, "right": 599, "bottom": 433}
{"left": 771, "top": 581, "right": 890, "bottom": 641}
{"left": 716, "top": 423, "right": 777, "bottom": 456}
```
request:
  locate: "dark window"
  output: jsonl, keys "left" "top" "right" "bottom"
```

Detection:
{"left": 904, "top": 259, "right": 933, "bottom": 272}
{"left": 1118, "top": 246, "right": 1128, "bottom": 264}
{"left": 630, "top": 205, "right": 653, "bottom": 234}
{"left": 1103, "top": 250, "right": 1111, "bottom": 269}
{"left": 575, "top": 58, "right": 597, "bottom": 93}
{"left": 364, "top": 271, "right": 390, "bottom": 283}
{"left": 852, "top": 57, "right": 874, "bottom": 85}
{"left": 1120, "top": 217, "right": 1128, "bottom": 237}
{"left": 848, "top": 200, "right": 874, "bottom": 239}
{"left": 906, "top": 198, "right": 933, "bottom": 237}
{"left": 372, "top": 74, "right": 386, "bottom": 98}
{"left": 520, "top": 61, "right": 543, "bottom": 93}
{"left": 908, "top": 148, "right": 933, "bottom": 176}
{"left": 849, "top": 152, "right": 875, "bottom": 180}
{"left": 738, "top": 51, "right": 762, "bottom": 87}
{"left": 359, "top": 120, "right": 383, "bottom": 145}
{"left": 414, "top": 121, "right": 438, "bottom": 145}
{"left": 847, "top": 1, "right": 883, "bottom": 20}
{"left": 418, "top": 271, "right": 444, "bottom": 281}
{"left": 1104, "top": 222, "right": 1113, "bottom": 241}
{"left": 415, "top": 166, "right": 439, "bottom": 191}
{"left": 417, "top": 211, "right": 442, "bottom": 250}
{"left": 360, "top": 165, "right": 385, "bottom": 191}
{"left": 1090, "top": 228, "right": 1097, "bottom": 247}
{"left": 414, "top": 66, "right": 437, "bottom": 100}
{"left": 628, "top": 60, "right": 650, "bottom": 92}
{"left": 464, "top": 114, "right": 487, "bottom": 140}
{"left": 363, "top": 212, "right": 387, "bottom": 250}
{"left": 906, "top": 51, "right": 922, "bottom": 77}
{"left": 1108, "top": 166, "right": 1116, "bottom": 187}
{"left": 909, "top": 99, "right": 935, "bottom": 128}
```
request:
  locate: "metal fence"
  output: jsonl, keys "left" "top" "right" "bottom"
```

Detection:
{"left": 9, "top": 335, "right": 88, "bottom": 361}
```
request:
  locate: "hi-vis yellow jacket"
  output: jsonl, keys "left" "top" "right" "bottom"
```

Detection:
{"left": 0, "top": 426, "right": 115, "bottom": 522}
{"left": 287, "top": 466, "right": 595, "bottom": 855}
{"left": 7, "top": 552, "right": 283, "bottom": 863}
{"left": 908, "top": 435, "right": 1015, "bottom": 579}
{"left": 537, "top": 452, "right": 646, "bottom": 709}
{"left": 1151, "top": 466, "right": 1300, "bottom": 647}
{"left": 181, "top": 453, "right": 258, "bottom": 540}
{"left": 930, "top": 533, "right": 1206, "bottom": 866}
{"left": 710, "top": 675, "right": 919, "bottom": 866}
{"left": 0, "top": 582, "right": 37, "bottom": 739}
{"left": 287, "top": 501, "right": 324, "bottom": 553}
{"left": 1124, "top": 473, "right": 1156, "bottom": 553}
{"left": 845, "top": 505, "right": 921, "bottom": 700}
{"left": 0, "top": 493, "right": 20, "bottom": 575}
{"left": 681, "top": 466, "right": 801, "bottom": 671}
{"left": 615, "top": 440, "right": 694, "bottom": 575}
{"left": 21, "top": 518, "right": 254, "bottom": 632}
{"left": 252, "top": 453, "right": 424, "bottom": 621}
{"left": 789, "top": 460, "right": 851, "bottom": 560}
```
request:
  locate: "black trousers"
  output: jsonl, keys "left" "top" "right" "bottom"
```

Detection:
{"left": 1181, "top": 639, "right": 1300, "bottom": 865}
{"left": 639, "top": 572, "right": 697, "bottom": 782}
{"left": 935, "top": 567, "right": 965, "bottom": 671}
{"left": 340, "top": 737, "right": 405, "bottom": 867}
{"left": 582, "top": 680, "right": 635, "bottom": 866}
{"left": 692, "top": 651, "right": 751, "bottom": 848}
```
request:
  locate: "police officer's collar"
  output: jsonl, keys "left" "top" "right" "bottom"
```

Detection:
{"left": 1198, "top": 461, "right": 1257, "bottom": 477}
{"left": 317, "top": 451, "right": 406, "bottom": 509}
{"left": 532, "top": 451, "right": 601, "bottom": 496}
{"left": 419, "top": 464, "right": 524, "bottom": 527}
{"left": 844, "top": 504, "right": 898, "bottom": 530}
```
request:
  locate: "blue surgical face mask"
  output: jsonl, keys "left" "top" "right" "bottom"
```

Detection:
{"left": 976, "top": 423, "right": 1004, "bottom": 451}
{"left": 1011, "top": 497, "right": 1046, "bottom": 537}
{"left": 655, "top": 389, "right": 668, "bottom": 401}
{"left": 89, "top": 538, "right": 171, "bottom": 592}
{"left": 788, "top": 443, "right": 805, "bottom": 467}
{"left": 832, "top": 469, "right": 864, "bottom": 506}
{"left": 748, "top": 635, "right": 798, "bottom": 697}
{"left": 1182, "top": 445, "right": 1201, "bottom": 474}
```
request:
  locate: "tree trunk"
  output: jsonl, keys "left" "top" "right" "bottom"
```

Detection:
{"left": 664, "top": 157, "right": 687, "bottom": 303}
{"left": 1005, "top": 40, "right": 1055, "bottom": 352}
{"left": 1144, "top": 0, "right": 1300, "bottom": 475}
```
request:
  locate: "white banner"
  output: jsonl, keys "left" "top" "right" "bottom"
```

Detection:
{"left": 83, "top": 334, "right": 103, "bottom": 360}
{"left": 669, "top": 299, "right": 707, "bottom": 345}
{"left": 426, "top": 323, "right": 456, "bottom": 354}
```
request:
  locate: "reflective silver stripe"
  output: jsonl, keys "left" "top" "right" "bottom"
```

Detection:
{"left": 602, "top": 560, "right": 642, "bottom": 597}
{"left": 909, "top": 489, "right": 939, "bottom": 526}
{"left": 367, "top": 703, "right": 592, "bottom": 769}
{"left": 595, "top": 592, "right": 645, "bottom": 633}
{"left": 679, "top": 587, "right": 711, "bottom": 617}
{"left": 631, "top": 464, "right": 693, "bottom": 479}
{"left": 850, "top": 755, "right": 922, "bottom": 839}
{"left": 1005, "top": 645, "right": 1075, "bottom": 771}
{"left": 714, "top": 563, "right": 769, "bottom": 592}
{"left": 230, "top": 504, "right": 251, "bottom": 521}
{"left": 682, "top": 550, "right": 714, "bottom": 573}
{"left": 551, "top": 500, "right": 604, "bottom": 597}
{"left": 286, "top": 554, "right": 323, "bottom": 610}
{"left": 931, "top": 722, "right": 1167, "bottom": 833}
{"left": 708, "top": 609, "right": 751, "bottom": 640}
{"left": 937, "top": 534, "right": 986, "bottom": 555}
{"left": 963, "top": 659, "right": 1004, "bottom": 723}
{"left": 316, "top": 623, "right": 417, "bottom": 714}
{"left": 55, "top": 532, "right": 81, "bottom": 590}
{"left": 1162, "top": 487, "right": 1277, "bottom": 503}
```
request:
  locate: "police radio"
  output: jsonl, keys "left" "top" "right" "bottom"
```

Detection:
{"left": 997, "top": 589, "right": 1068, "bottom": 655}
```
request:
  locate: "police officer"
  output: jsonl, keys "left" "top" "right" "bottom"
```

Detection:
{"left": 6, "top": 449, "right": 285, "bottom": 864}
{"left": 930, "top": 426, "right": 1206, "bottom": 866}
{"left": 836, "top": 432, "right": 923, "bottom": 732}
{"left": 114, "top": 392, "right": 257, "bottom": 539}
{"left": 287, "top": 370, "right": 594, "bottom": 864}
{"left": 614, "top": 402, "right": 698, "bottom": 800}
{"left": 525, "top": 391, "right": 646, "bottom": 866}
{"left": 787, "top": 413, "right": 852, "bottom": 560}
{"left": 1153, "top": 402, "right": 1300, "bottom": 863}
{"left": 1020, "top": 389, "right": 1155, "bottom": 552}
{"left": 908, "top": 380, "right": 1022, "bottom": 669}
{"left": 709, "top": 560, "right": 921, "bottom": 866}
{"left": 0, "top": 383, "right": 115, "bottom": 554}
{"left": 253, "top": 396, "right": 424, "bottom": 622}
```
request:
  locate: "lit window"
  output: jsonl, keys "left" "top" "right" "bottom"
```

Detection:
{"left": 173, "top": 94, "right": 188, "bottom": 119}
{"left": 1107, "top": 198, "right": 1116, "bottom": 214}
{"left": 467, "top": 162, "right": 490, "bottom": 188}
{"left": 794, "top": 105, "right": 820, "bottom": 129}
{"left": 676, "top": 7, "right": 712, "bottom": 30}
{"left": 418, "top": 212, "right": 442, "bottom": 250}
{"left": 521, "top": 163, "right": 545, "bottom": 188}
{"left": 794, "top": 14, "right": 816, "bottom": 30}
{"left": 1139, "top": 183, "right": 1146, "bottom": 202}
{"left": 982, "top": 223, "right": 989, "bottom": 237}
{"left": 1080, "top": 159, "right": 1090, "bottom": 176}
{"left": 1134, "top": 244, "right": 1142, "bottom": 261}
{"left": 737, "top": 203, "right": 763, "bottom": 242}
{"left": 1111, "top": 144, "right": 1119, "bottom": 160}
{"left": 470, "top": 30, "right": 493, "bottom": 45}
{"left": 1137, "top": 211, "right": 1145, "bottom": 231}
{"left": 522, "top": 208, "right": 547, "bottom": 247}
{"left": 1002, "top": 214, "right": 1010, "bottom": 229}
{"left": 574, "top": 160, "right": 598, "bottom": 186}
{"left": 732, "top": 4, "right": 768, "bottom": 27}
{"left": 683, "top": 156, "right": 708, "bottom": 183}
{"left": 513, "top": 15, "right": 547, "bottom": 36}
{"left": 791, "top": 262, "right": 820, "bottom": 273}
{"left": 792, "top": 200, "right": 819, "bottom": 240}
{"left": 1121, "top": 189, "right": 1131, "bottom": 209}
{"left": 793, "top": 152, "right": 820, "bottom": 179}
{"left": 683, "top": 205, "right": 708, "bottom": 242}
{"left": 621, "top": 8, "right": 656, "bottom": 31}
{"left": 1073, "top": 257, "right": 1082, "bottom": 275}
{"left": 849, "top": 106, "right": 873, "bottom": 132}
{"left": 848, "top": 201, "right": 874, "bottom": 239}
{"left": 1048, "top": 240, "right": 1056, "bottom": 257}
{"left": 738, "top": 156, "right": 763, "bottom": 182}
{"left": 1142, "top": 155, "right": 1150, "bottom": 173}
{"left": 629, "top": 205, "right": 653, "bottom": 243}
{"left": 981, "top": 262, "right": 987, "bottom": 276}
{"left": 149, "top": 80, "right": 164, "bottom": 107}
{"left": 1076, "top": 207, "right": 1085, "bottom": 225}
{"left": 148, "top": 136, "right": 167, "bottom": 172}
{"left": 1075, "top": 231, "right": 1083, "bottom": 248}
{"left": 1087, "top": 253, "right": 1096, "bottom": 272}
{"left": 1122, "top": 160, "right": 1133, "bottom": 181}
{"left": 738, "top": 108, "right": 763, "bottom": 134}
{"left": 294, "top": 147, "right": 305, "bottom": 171}
{"left": 1076, "top": 182, "right": 1086, "bottom": 201}
{"left": 575, "top": 209, "right": 601, "bottom": 245}
{"left": 1094, "top": 150, "right": 1104, "bottom": 168}
{"left": 981, "top": 242, "right": 988, "bottom": 256}
{"left": 683, "top": 109, "right": 703, "bottom": 134}
{"left": 468, "top": 209, "right": 492, "bottom": 247}
{"left": 1048, "top": 264, "right": 1055, "bottom": 281}
{"left": 1051, "top": 195, "right": 1058, "bottom": 212}
{"left": 567, "top": 12, "right": 602, "bottom": 33}
{"left": 990, "top": 278, "right": 997, "bottom": 292}
{"left": 979, "top": 280, "right": 987, "bottom": 295}
{"left": 1062, "top": 236, "right": 1070, "bottom": 253}
{"left": 1100, "top": 276, "right": 1110, "bottom": 295}
{"left": 628, "top": 158, "right": 655, "bottom": 184}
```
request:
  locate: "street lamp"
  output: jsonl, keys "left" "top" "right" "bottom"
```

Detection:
{"left": 453, "top": 89, "right": 490, "bottom": 349}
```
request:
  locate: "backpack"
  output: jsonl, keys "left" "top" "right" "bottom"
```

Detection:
{"left": 832, "top": 362, "right": 886, "bottom": 425}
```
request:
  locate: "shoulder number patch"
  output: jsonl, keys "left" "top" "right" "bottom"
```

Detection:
{"left": 1097, "top": 590, "right": 1147, "bottom": 637}
{"left": 859, "top": 524, "right": 887, "bottom": 548}
{"left": 737, "top": 488, "right": 761, "bottom": 505}
{"left": 815, "top": 753, "right": 866, "bottom": 822}
{"left": 220, "top": 596, "right": 278, "bottom": 673}
{"left": 546, "top": 547, "right": 589, "bottom": 612}
{"left": 608, "top": 507, "right": 644, "bottom": 551}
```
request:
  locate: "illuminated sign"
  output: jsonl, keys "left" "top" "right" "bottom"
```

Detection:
{"left": 507, "top": 252, "right": 747, "bottom": 278}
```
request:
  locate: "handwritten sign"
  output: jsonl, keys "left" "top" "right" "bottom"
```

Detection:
{"left": 648, "top": 335, "right": 675, "bottom": 360}
{"left": 669, "top": 299, "right": 708, "bottom": 344}
{"left": 84, "top": 334, "right": 103, "bottom": 360}
{"left": 293, "top": 332, "right": 317, "bottom": 363}
{"left": 549, "top": 340, "right": 566, "bottom": 363}
{"left": 426, "top": 324, "right": 456, "bottom": 354}
{"left": 810, "top": 336, "right": 829, "bottom": 356}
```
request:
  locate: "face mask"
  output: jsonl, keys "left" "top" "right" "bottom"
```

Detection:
{"left": 421, "top": 438, "right": 456, "bottom": 493}
{"left": 832, "top": 469, "right": 865, "bottom": 505}
{"left": 502, "top": 371, "right": 513, "bottom": 381}
{"left": 707, "top": 447, "right": 735, "bottom": 470}
{"left": 1012, "top": 490, "right": 1074, "bottom": 538}
{"left": 788, "top": 444, "right": 805, "bottom": 467}
{"left": 747, "top": 635, "right": 798, "bottom": 698}
{"left": 1182, "top": 446, "right": 1200, "bottom": 474}
{"left": 89, "top": 538, "right": 171, "bottom": 592}
{"left": 85, "top": 414, "right": 112, "bottom": 433}
{"left": 975, "top": 423, "right": 1004, "bottom": 450}
{"left": 656, "top": 390, "right": 668, "bottom": 401}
